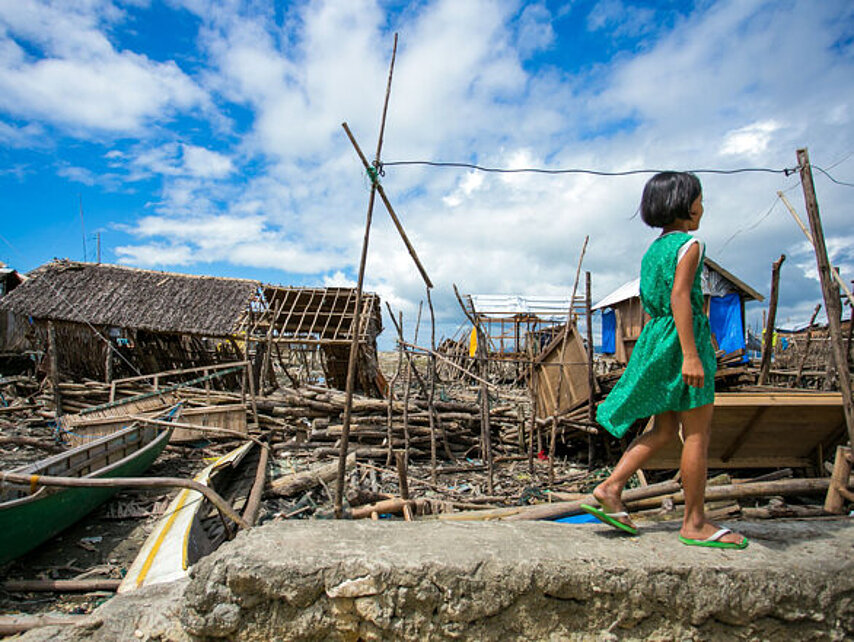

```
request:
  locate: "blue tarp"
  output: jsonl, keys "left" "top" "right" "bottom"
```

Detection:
{"left": 601, "top": 308, "right": 616, "bottom": 354}
{"left": 709, "top": 292, "right": 746, "bottom": 358}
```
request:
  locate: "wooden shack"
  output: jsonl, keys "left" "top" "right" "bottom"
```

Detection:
{"left": 0, "top": 260, "right": 384, "bottom": 396}
{"left": 593, "top": 257, "right": 763, "bottom": 364}
{"left": 533, "top": 322, "right": 592, "bottom": 418}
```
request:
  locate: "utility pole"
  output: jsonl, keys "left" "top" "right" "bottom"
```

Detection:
{"left": 797, "top": 148, "right": 854, "bottom": 447}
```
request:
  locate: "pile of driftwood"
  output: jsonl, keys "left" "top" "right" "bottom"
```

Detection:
{"left": 260, "top": 384, "right": 531, "bottom": 461}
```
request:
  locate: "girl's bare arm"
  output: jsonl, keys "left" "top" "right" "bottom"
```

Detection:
{"left": 671, "top": 242, "right": 704, "bottom": 388}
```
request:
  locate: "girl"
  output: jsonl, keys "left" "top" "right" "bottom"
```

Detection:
{"left": 584, "top": 172, "right": 748, "bottom": 549}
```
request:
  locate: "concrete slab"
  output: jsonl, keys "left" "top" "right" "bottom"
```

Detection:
{"left": 20, "top": 518, "right": 854, "bottom": 641}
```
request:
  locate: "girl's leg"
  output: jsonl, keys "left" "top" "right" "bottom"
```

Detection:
{"left": 593, "top": 411, "right": 680, "bottom": 525}
{"left": 679, "top": 404, "right": 745, "bottom": 544}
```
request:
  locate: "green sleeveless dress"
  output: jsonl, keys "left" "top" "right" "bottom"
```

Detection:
{"left": 596, "top": 232, "right": 716, "bottom": 438}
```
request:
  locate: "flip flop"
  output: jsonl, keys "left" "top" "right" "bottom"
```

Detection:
{"left": 579, "top": 503, "right": 638, "bottom": 535}
{"left": 679, "top": 527, "right": 749, "bottom": 549}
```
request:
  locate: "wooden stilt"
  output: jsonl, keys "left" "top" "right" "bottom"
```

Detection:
{"left": 824, "top": 445, "right": 853, "bottom": 514}
{"left": 758, "top": 254, "right": 785, "bottom": 386}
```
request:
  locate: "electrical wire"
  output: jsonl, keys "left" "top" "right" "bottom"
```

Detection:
{"left": 812, "top": 165, "right": 854, "bottom": 188}
{"left": 381, "top": 160, "right": 799, "bottom": 177}
{"left": 382, "top": 159, "right": 854, "bottom": 189}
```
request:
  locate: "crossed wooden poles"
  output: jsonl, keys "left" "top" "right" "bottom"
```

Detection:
{"left": 334, "top": 34, "right": 434, "bottom": 517}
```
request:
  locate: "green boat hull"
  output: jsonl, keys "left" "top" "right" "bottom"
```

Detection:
{"left": 0, "top": 426, "right": 171, "bottom": 566}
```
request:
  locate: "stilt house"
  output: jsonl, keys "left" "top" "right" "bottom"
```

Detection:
{"left": 593, "top": 257, "right": 763, "bottom": 364}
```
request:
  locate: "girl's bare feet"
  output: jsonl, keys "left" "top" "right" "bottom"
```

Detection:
{"left": 592, "top": 482, "right": 637, "bottom": 531}
{"left": 680, "top": 521, "right": 746, "bottom": 545}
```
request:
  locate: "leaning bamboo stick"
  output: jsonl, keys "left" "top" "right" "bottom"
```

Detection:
{"left": 1, "top": 472, "right": 249, "bottom": 530}
{"left": 2, "top": 579, "right": 121, "bottom": 593}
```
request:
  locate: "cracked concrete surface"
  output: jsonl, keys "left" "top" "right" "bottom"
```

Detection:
{"left": 19, "top": 518, "right": 854, "bottom": 641}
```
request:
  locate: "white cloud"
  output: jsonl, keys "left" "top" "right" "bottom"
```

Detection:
{"left": 719, "top": 120, "right": 781, "bottom": 157}
{"left": 0, "top": 1, "right": 206, "bottom": 134}
{"left": 516, "top": 3, "right": 555, "bottom": 58}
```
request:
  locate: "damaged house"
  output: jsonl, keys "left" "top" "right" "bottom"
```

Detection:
{"left": 0, "top": 260, "right": 384, "bottom": 396}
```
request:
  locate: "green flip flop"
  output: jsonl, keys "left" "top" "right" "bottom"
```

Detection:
{"left": 579, "top": 503, "right": 638, "bottom": 535}
{"left": 678, "top": 527, "right": 749, "bottom": 549}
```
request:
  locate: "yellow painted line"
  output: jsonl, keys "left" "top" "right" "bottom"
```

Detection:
{"left": 134, "top": 489, "right": 191, "bottom": 587}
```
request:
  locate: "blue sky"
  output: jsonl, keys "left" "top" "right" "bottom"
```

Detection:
{"left": 1, "top": 0, "right": 853, "bottom": 346}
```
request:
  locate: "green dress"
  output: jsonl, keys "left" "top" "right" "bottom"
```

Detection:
{"left": 597, "top": 232, "right": 716, "bottom": 438}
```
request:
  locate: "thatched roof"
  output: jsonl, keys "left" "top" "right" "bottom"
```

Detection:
{"left": 0, "top": 260, "right": 258, "bottom": 337}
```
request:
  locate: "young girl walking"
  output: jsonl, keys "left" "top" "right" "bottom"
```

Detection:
{"left": 585, "top": 171, "right": 748, "bottom": 549}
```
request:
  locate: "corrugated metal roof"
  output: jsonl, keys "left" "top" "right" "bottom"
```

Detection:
{"left": 469, "top": 294, "right": 571, "bottom": 320}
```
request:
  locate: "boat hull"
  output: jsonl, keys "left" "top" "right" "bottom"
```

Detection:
{"left": 0, "top": 424, "right": 172, "bottom": 565}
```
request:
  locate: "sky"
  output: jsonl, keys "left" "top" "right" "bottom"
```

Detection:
{"left": 1, "top": 0, "right": 852, "bottom": 348}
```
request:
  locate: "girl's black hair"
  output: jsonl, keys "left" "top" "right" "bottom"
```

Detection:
{"left": 640, "top": 171, "right": 702, "bottom": 228}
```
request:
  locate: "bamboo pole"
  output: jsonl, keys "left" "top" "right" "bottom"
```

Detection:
{"left": 1, "top": 472, "right": 249, "bottom": 529}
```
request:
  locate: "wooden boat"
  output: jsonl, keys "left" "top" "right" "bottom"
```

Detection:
{"left": 119, "top": 440, "right": 259, "bottom": 592}
{"left": 0, "top": 421, "right": 174, "bottom": 566}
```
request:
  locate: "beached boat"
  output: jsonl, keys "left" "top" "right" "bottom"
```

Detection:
{"left": 119, "top": 440, "right": 259, "bottom": 592}
{"left": 0, "top": 421, "right": 174, "bottom": 566}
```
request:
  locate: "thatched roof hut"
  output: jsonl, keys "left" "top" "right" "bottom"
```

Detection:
{"left": 0, "top": 260, "right": 385, "bottom": 395}
{"left": 1, "top": 260, "right": 256, "bottom": 337}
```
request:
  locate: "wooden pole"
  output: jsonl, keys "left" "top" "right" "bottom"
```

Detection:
{"left": 386, "top": 311, "right": 403, "bottom": 467}
{"left": 824, "top": 445, "right": 853, "bottom": 514}
{"left": 550, "top": 236, "right": 588, "bottom": 483}
{"left": 395, "top": 450, "right": 409, "bottom": 500}
{"left": 585, "top": 270, "right": 596, "bottom": 468}
{"left": 335, "top": 34, "right": 398, "bottom": 518}
{"left": 2, "top": 579, "right": 121, "bottom": 593}
{"left": 453, "top": 284, "right": 494, "bottom": 494}
{"left": 797, "top": 148, "right": 854, "bottom": 447}
{"left": 426, "top": 287, "right": 439, "bottom": 482}
{"left": 240, "top": 442, "right": 269, "bottom": 526}
{"left": 795, "top": 303, "right": 822, "bottom": 387}
{"left": 758, "top": 254, "right": 785, "bottom": 386}
{"left": 47, "top": 321, "right": 62, "bottom": 417}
